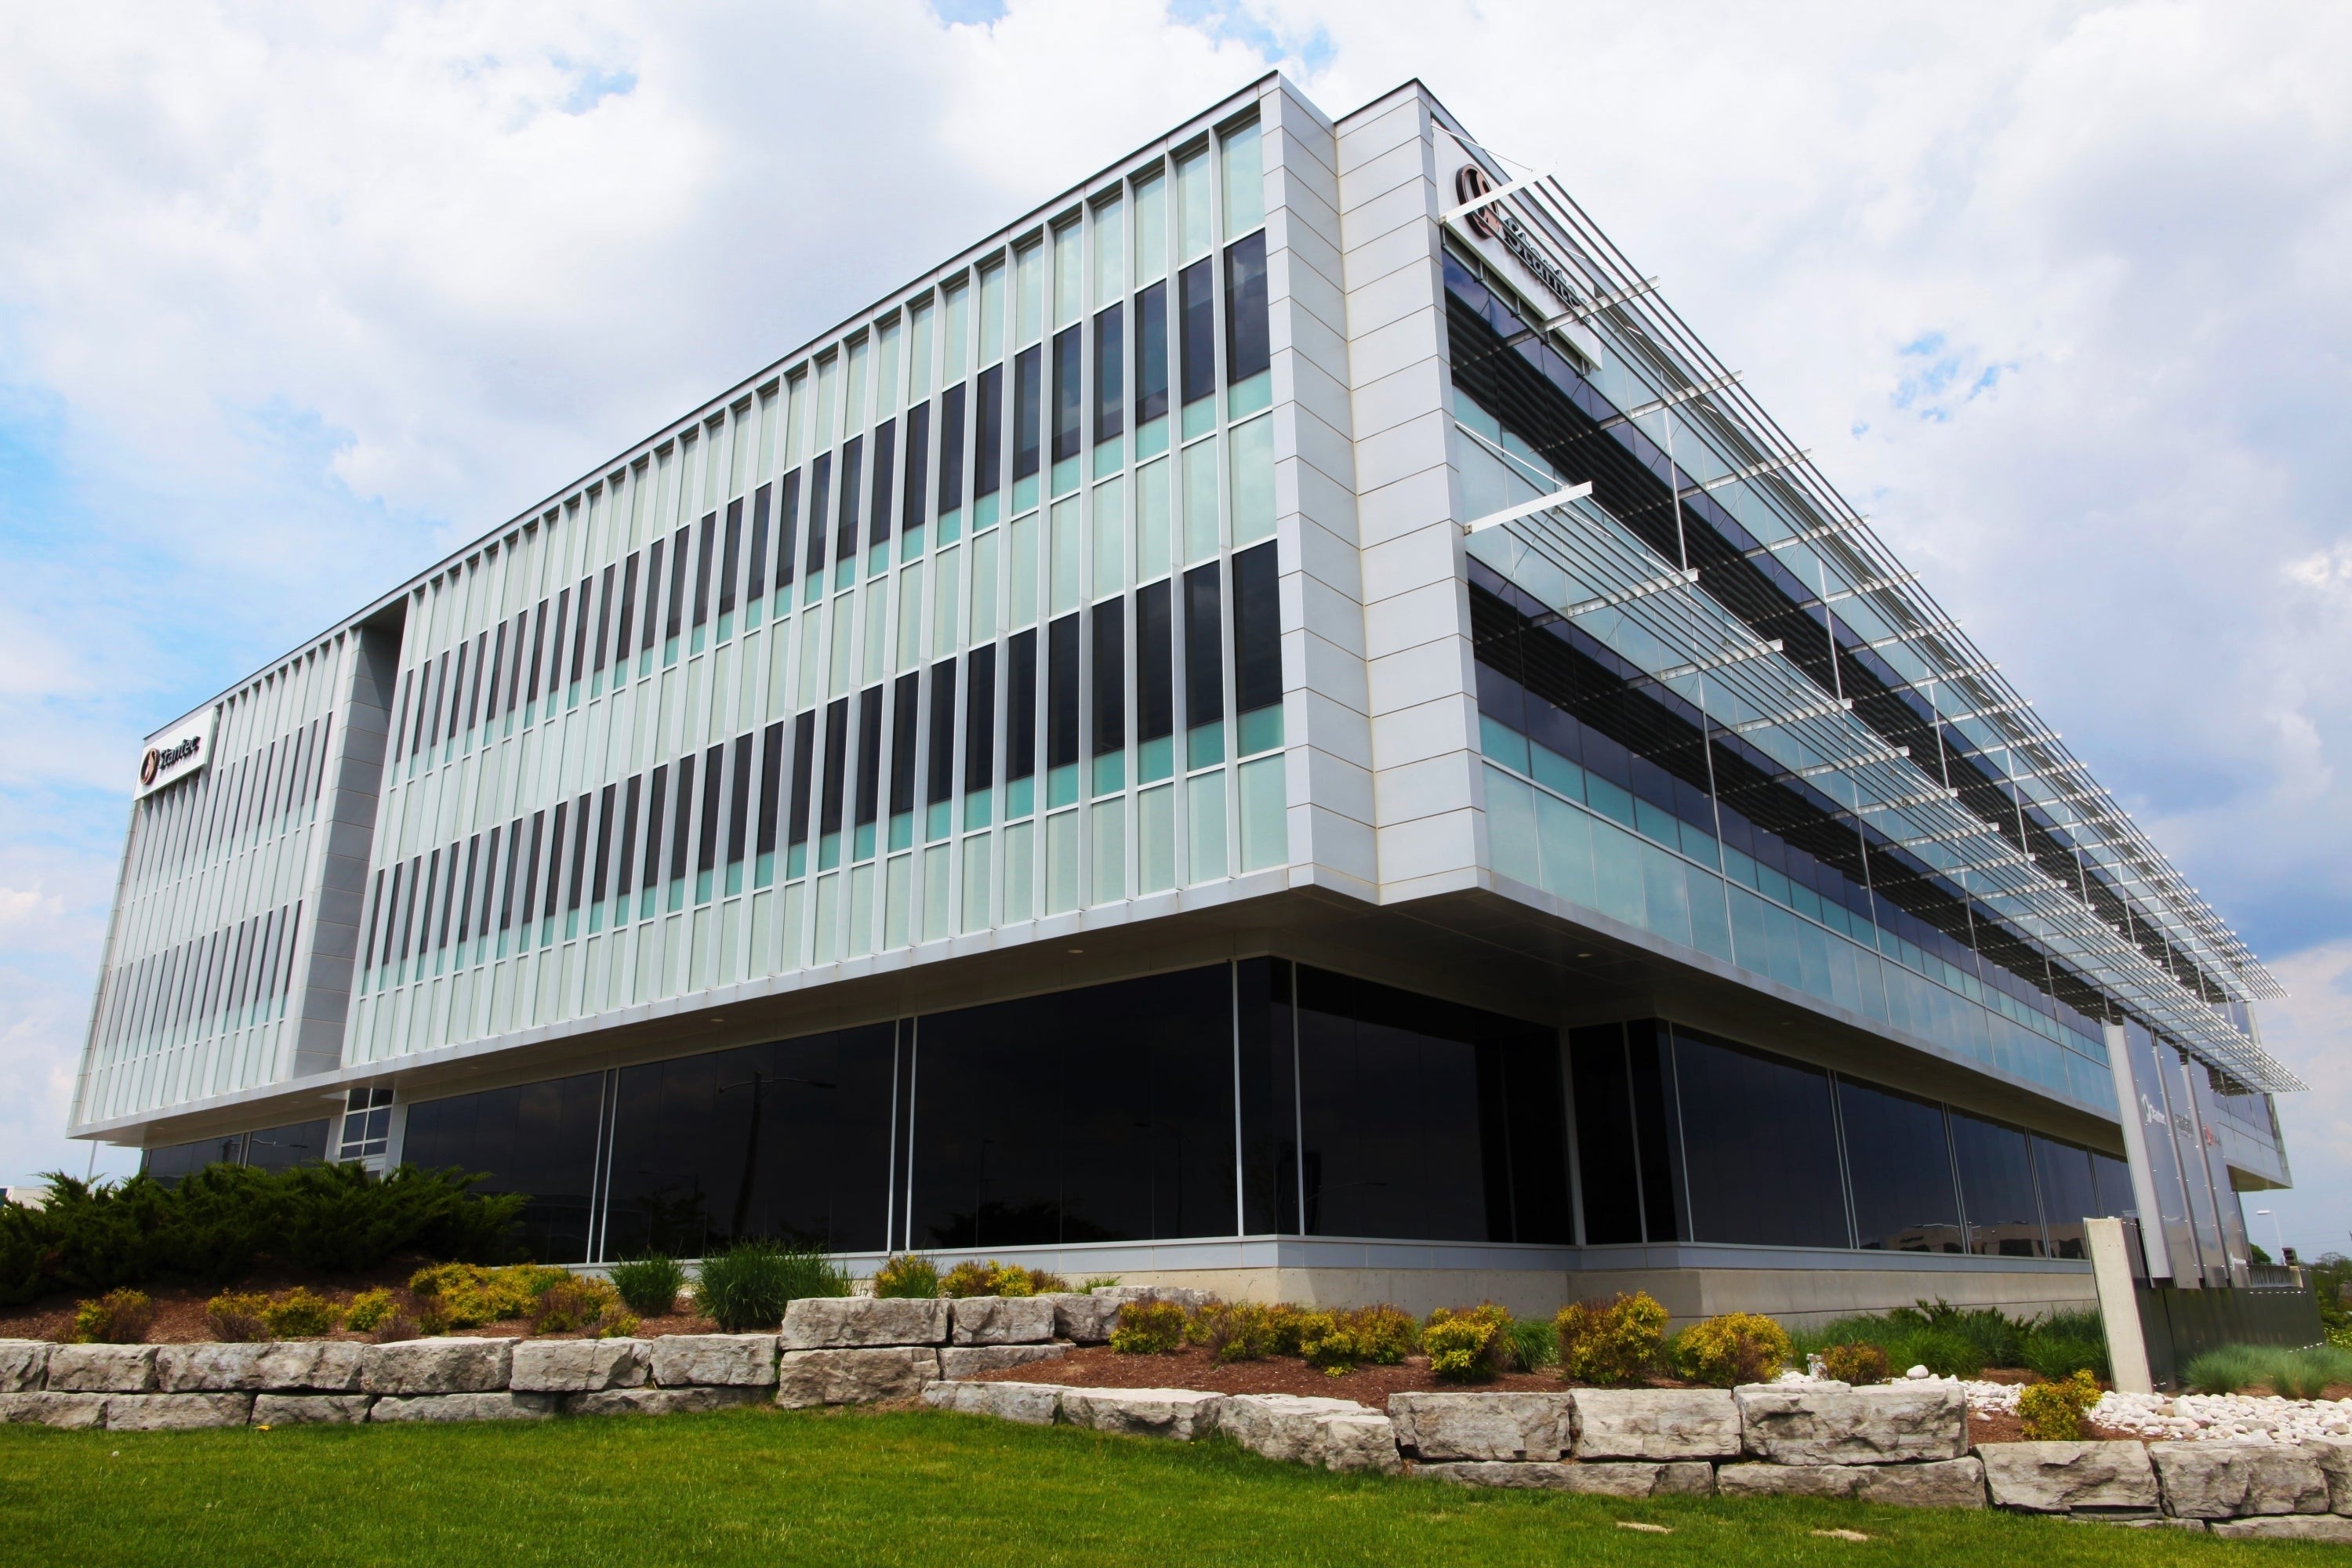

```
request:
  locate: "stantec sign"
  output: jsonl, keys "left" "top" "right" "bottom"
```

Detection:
{"left": 136, "top": 710, "right": 217, "bottom": 800}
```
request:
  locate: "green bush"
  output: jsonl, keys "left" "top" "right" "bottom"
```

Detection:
{"left": 2018, "top": 1370, "right": 2101, "bottom": 1440}
{"left": 691, "top": 1240, "right": 847, "bottom": 1332}
{"left": 1555, "top": 1293, "right": 1666, "bottom": 1385}
{"left": 2185, "top": 1343, "right": 2352, "bottom": 1398}
{"left": 1109, "top": 1299, "right": 1187, "bottom": 1355}
{"left": 343, "top": 1288, "right": 395, "bottom": 1334}
{"left": 1819, "top": 1342, "right": 1889, "bottom": 1385}
{"left": 1423, "top": 1304, "right": 1512, "bottom": 1383}
{"left": 260, "top": 1287, "right": 342, "bottom": 1338}
{"left": 408, "top": 1262, "right": 573, "bottom": 1327}
{"left": 1287, "top": 1305, "right": 1415, "bottom": 1376}
{"left": 0, "top": 1163, "right": 524, "bottom": 1307}
{"left": 204, "top": 1290, "right": 270, "bottom": 1341}
{"left": 938, "top": 1259, "right": 1058, "bottom": 1298}
{"left": 608, "top": 1254, "right": 688, "bottom": 1316}
{"left": 1189, "top": 1301, "right": 1304, "bottom": 1363}
{"left": 1672, "top": 1312, "right": 1793, "bottom": 1387}
{"left": 74, "top": 1287, "right": 154, "bottom": 1343}
{"left": 1503, "top": 1316, "right": 1557, "bottom": 1372}
{"left": 2274, "top": 1345, "right": 2352, "bottom": 1399}
{"left": 2183, "top": 1344, "right": 2267, "bottom": 1394}
{"left": 528, "top": 1276, "right": 622, "bottom": 1334}
{"left": 869, "top": 1254, "right": 941, "bottom": 1300}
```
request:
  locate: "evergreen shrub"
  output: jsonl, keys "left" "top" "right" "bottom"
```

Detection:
{"left": 1819, "top": 1341, "right": 1889, "bottom": 1385}
{"left": 2018, "top": 1370, "right": 2101, "bottom": 1440}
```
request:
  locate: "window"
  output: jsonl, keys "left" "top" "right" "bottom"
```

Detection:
{"left": 1047, "top": 614, "right": 1080, "bottom": 804}
{"left": 1134, "top": 281, "right": 1169, "bottom": 430}
{"left": 1568, "top": 1022, "right": 1683, "bottom": 1243}
{"left": 1838, "top": 1077, "right": 1962, "bottom": 1252}
{"left": 1952, "top": 1111, "right": 2045, "bottom": 1258}
{"left": 1223, "top": 230, "right": 1269, "bottom": 416}
{"left": 2032, "top": 1135, "right": 2100, "bottom": 1260}
{"left": 1178, "top": 259, "right": 1216, "bottom": 415}
{"left": 339, "top": 1087, "right": 394, "bottom": 1160}
{"left": 924, "top": 659, "right": 956, "bottom": 840}
{"left": 1004, "top": 630, "right": 1037, "bottom": 815}
{"left": 853, "top": 686, "right": 884, "bottom": 859}
{"left": 1230, "top": 540, "right": 1279, "bottom": 753}
{"left": 1183, "top": 563, "right": 1223, "bottom": 767}
{"left": 1094, "top": 305, "right": 1124, "bottom": 449}
{"left": 1051, "top": 325, "right": 1082, "bottom": 470}
{"left": 1091, "top": 597, "right": 1125, "bottom": 793}
{"left": 1136, "top": 579, "right": 1174, "bottom": 782}
{"left": 1671, "top": 1027, "right": 1848, "bottom": 1248}
{"left": 404, "top": 1076, "right": 604, "bottom": 1263}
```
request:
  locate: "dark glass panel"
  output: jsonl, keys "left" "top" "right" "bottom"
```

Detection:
{"left": 974, "top": 367, "right": 1003, "bottom": 500}
{"left": 2092, "top": 1152, "right": 2137, "bottom": 1225}
{"left": 1671, "top": 1027, "right": 1846, "bottom": 1247}
{"left": 142, "top": 1135, "right": 246, "bottom": 1186}
{"left": 665, "top": 525, "right": 689, "bottom": 641}
{"left": 1137, "top": 579, "right": 1174, "bottom": 746}
{"left": 1952, "top": 1110, "right": 2046, "bottom": 1257}
{"left": 1235, "top": 956, "right": 1298, "bottom": 1233}
{"left": 1628, "top": 1022, "right": 1684, "bottom": 1241}
{"left": 1178, "top": 258, "right": 1215, "bottom": 407}
{"left": 907, "top": 964, "right": 1237, "bottom": 1248}
{"left": 888, "top": 675, "right": 920, "bottom": 816}
{"left": 1052, "top": 325, "right": 1082, "bottom": 464}
{"left": 690, "top": 514, "right": 716, "bottom": 630}
{"left": 853, "top": 686, "right": 884, "bottom": 833}
{"left": 1223, "top": 230, "right": 1269, "bottom": 384}
{"left": 964, "top": 644, "right": 996, "bottom": 793}
{"left": 775, "top": 470, "right": 801, "bottom": 590}
{"left": 1093, "top": 303, "right": 1123, "bottom": 442}
{"left": 244, "top": 1119, "right": 331, "bottom": 1171}
{"left": 1012, "top": 346, "right": 1042, "bottom": 483}
{"left": 1004, "top": 630, "right": 1036, "bottom": 785}
{"left": 725, "top": 735, "right": 753, "bottom": 870}
{"left": 819, "top": 698, "right": 849, "bottom": 840}
{"left": 786, "top": 712, "right": 816, "bottom": 851}
{"left": 746, "top": 485, "right": 771, "bottom": 602}
{"left": 1230, "top": 540, "right": 1279, "bottom": 717}
{"left": 1838, "top": 1076, "right": 1962, "bottom": 1252}
{"left": 1047, "top": 614, "right": 1080, "bottom": 771}
{"left": 900, "top": 404, "right": 928, "bottom": 535}
{"left": 401, "top": 1076, "right": 601, "bottom": 1263}
{"left": 806, "top": 455, "right": 832, "bottom": 578}
{"left": 1184, "top": 564, "right": 1221, "bottom": 728}
{"left": 938, "top": 385, "right": 967, "bottom": 514}
{"left": 926, "top": 660, "right": 957, "bottom": 807}
{"left": 754, "top": 725, "right": 782, "bottom": 861}
{"left": 1091, "top": 598, "right": 1124, "bottom": 757}
{"left": 2032, "top": 1135, "right": 2100, "bottom": 1261}
{"left": 869, "top": 419, "right": 895, "bottom": 547}
{"left": 604, "top": 1026, "right": 895, "bottom": 1258}
{"left": 835, "top": 435, "right": 863, "bottom": 564}
{"left": 717, "top": 499, "right": 742, "bottom": 619}
{"left": 1134, "top": 281, "right": 1168, "bottom": 426}
{"left": 1568, "top": 1024, "right": 1642, "bottom": 1243}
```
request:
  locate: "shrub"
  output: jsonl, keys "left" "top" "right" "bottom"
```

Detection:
{"left": 343, "top": 1288, "right": 396, "bottom": 1334}
{"left": 939, "top": 1260, "right": 999, "bottom": 1298}
{"left": 1346, "top": 1305, "right": 1417, "bottom": 1367}
{"left": 1022, "top": 1268, "right": 1070, "bottom": 1294}
{"left": 204, "top": 1290, "right": 271, "bottom": 1341}
{"left": 989, "top": 1264, "right": 1036, "bottom": 1298}
{"left": 1424, "top": 1304, "right": 1512, "bottom": 1383}
{"left": 1912, "top": 1298, "right": 2020, "bottom": 1370}
{"left": 1109, "top": 1299, "right": 1187, "bottom": 1355}
{"left": 260, "top": 1287, "right": 342, "bottom": 1338}
{"left": 868, "top": 1254, "right": 941, "bottom": 1300}
{"left": 74, "top": 1287, "right": 154, "bottom": 1344}
{"left": 1555, "top": 1292, "right": 1667, "bottom": 1385}
{"left": 0, "top": 1163, "right": 525, "bottom": 1308}
{"left": 938, "top": 1259, "right": 1054, "bottom": 1298}
{"left": 691, "top": 1240, "right": 847, "bottom": 1332}
{"left": 408, "top": 1262, "right": 572, "bottom": 1328}
{"left": 2182, "top": 1344, "right": 2266, "bottom": 1395}
{"left": 2022, "top": 1332, "right": 2107, "bottom": 1383}
{"left": 1190, "top": 1301, "right": 1305, "bottom": 1363}
{"left": 608, "top": 1254, "right": 688, "bottom": 1316}
{"left": 2018, "top": 1370, "right": 2101, "bottom": 1440}
{"left": 1673, "top": 1312, "right": 1793, "bottom": 1387}
{"left": 597, "top": 1312, "right": 641, "bottom": 1339}
{"left": 1820, "top": 1342, "right": 1889, "bottom": 1385}
{"left": 529, "top": 1276, "right": 622, "bottom": 1334}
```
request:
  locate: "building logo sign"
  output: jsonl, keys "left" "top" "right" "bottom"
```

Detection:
{"left": 1454, "top": 163, "right": 1584, "bottom": 318}
{"left": 136, "top": 710, "right": 216, "bottom": 800}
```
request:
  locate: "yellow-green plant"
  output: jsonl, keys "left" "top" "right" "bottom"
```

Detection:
{"left": 528, "top": 1276, "right": 622, "bottom": 1334}
{"left": 74, "top": 1287, "right": 155, "bottom": 1344}
{"left": 408, "top": 1262, "right": 572, "bottom": 1327}
{"left": 939, "top": 1260, "right": 1000, "bottom": 1298}
{"left": 1346, "top": 1305, "right": 1418, "bottom": 1367}
{"left": 597, "top": 1312, "right": 641, "bottom": 1339}
{"left": 1423, "top": 1304, "right": 1512, "bottom": 1382}
{"left": 869, "top": 1254, "right": 941, "bottom": 1299}
{"left": 260, "top": 1287, "right": 342, "bottom": 1338}
{"left": 1820, "top": 1341, "right": 1890, "bottom": 1385}
{"left": 1555, "top": 1292, "right": 1667, "bottom": 1385}
{"left": 1673, "top": 1312, "right": 1794, "bottom": 1387}
{"left": 343, "top": 1288, "right": 396, "bottom": 1334}
{"left": 1189, "top": 1301, "right": 1305, "bottom": 1363}
{"left": 204, "top": 1290, "right": 270, "bottom": 1342}
{"left": 1109, "top": 1298, "right": 1187, "bottom": 1355}
{"left": 2018, "top": 1369, "right": 2102, "bottom": 1440}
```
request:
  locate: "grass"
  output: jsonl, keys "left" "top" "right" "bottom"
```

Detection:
{"left": 2183, "top": 1342, "right": 2352, "bottom": 1398}
{"left": 0, "top": 1406, "right": 2318, "bottom": 1567}
{"left": 1789, "top": 1302, "right": 2108, "bottom": 1381}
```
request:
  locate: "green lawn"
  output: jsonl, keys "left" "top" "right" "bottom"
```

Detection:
{"left": 0, "top": 1406, "right": 2318, "bottom": 1567}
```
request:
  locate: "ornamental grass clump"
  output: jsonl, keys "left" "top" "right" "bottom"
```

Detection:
{"left": 74, "top": 1287, "right": 156, "bottom": 1344}
{"left": 1672, "top": 1311, "right": 1793, "bottom": 1387}
{"left": 2017, "top": 1370, "right": 2102, "bottom": 1440}
{"left": 1504, "top": 1316, "right": 1558, "bottom": 1372}
{"left": 691, "top": 1240, "right": 848, "bottom": 1331}
{"left": 1820, "top": 1341, "right": 1890, "bottom": 1385}
{"left": 260, "top": 1287, "right": 342, "bottom": 1338}
{"left": 1423, "top": 1303, "right": 1513, "bottom": 1383}
{"left": 2274, "top": 1345, "right": 2352, "bottom": 1399}
{"left": 1554, "top": 1292, "right": 1666, "bottom": 1385}
{"left": 869, "top": 1254, "right": 941, "bottom": 1299}
{"left": 608, "top": 1254, "right": 688, "bottom": 1317}
{"left": 204, "top": 1290, "right": 270, "bottom": 1342}
{"left": 1108, "top": 1298, "right": 1187, "bottom": 1355}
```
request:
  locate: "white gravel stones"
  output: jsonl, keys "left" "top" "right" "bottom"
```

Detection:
{"left": 1953, "top": 1377, "right": 2352, "bottom": 1446}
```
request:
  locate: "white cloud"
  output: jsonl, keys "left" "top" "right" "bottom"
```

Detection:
{"left": 0, "top": 1, "right": 2347, "bottom": 1221}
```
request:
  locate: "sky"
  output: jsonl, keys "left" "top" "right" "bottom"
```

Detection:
{"left": 1, "top": 1, "right": 2345, "bottom": 1254}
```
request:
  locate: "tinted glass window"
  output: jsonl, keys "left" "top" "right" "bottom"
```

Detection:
{"left": 1671, "top": 1027, "right": 1846, "bottom": 1247}
{"left": 142, "top": 1135, "right": 245, "bottom": 1186}
{"left": 403, "top": 1076, "right": 601, "bottom": 1263}
{"left": 604, "top": 1026, "right": 895, "bottom": 1258}
{"left": 908, "top": 964, "right": 1237, "bottom": 1247}
{"left": 1952, "top": 1110, "right": 2045, "bottom": 1257}
{"left": 1294, "top": 967, "right": 1567, "bottom": 1243}
{"left": 1569, "top": 1024, "right": 1641, "bottom": 1243}
{"left": 1839, "top": 1076, "right": 1961, "bottom": 1252}
{"left": 2032, "top": 1135, "right": 2100, "bottom": 1260}
{"left": 244, "top": 1119, "right": 331, "bottom": 1173}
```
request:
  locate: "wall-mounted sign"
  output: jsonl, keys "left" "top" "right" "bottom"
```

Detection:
{"left": 136, "top": 710, "right": 216, "bottom": 800}
{"left": 1439, "top": 133, "right": 1606, "bottom": 373}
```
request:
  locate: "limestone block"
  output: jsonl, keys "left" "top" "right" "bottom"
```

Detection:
{"left": 0, "top": 1392, "right": 107, "bottom": 1428}
{"left": 1220, "top": 1393, "right": 1396, "bottom": 1472}
{"left": 510, "top": 1338, "right": 650, "bottom": 1393}
{"left": 368, "top": 1392, "right": 560, "bottom": 1422}
{"left": 155, "top": 1343, "right": 263, "bottom": 1392}
{"left": 103, "top": 1393, "right": 255, "bottom": 1431}
{"left": 1388, "top": 1392, "right": 1574, "bottom": 1462}
{"left": 2309, "top": 1436, "right": 2352, "bottom": 1515}
{"left": 2150, "top": 1442, "right": 2330, "bottom": 1519}
{"left": 772, "top": 1347, "right": 939, "bottom": 1408}
{"left": 938, "top": 1344, "right": 1072, "bottom": 1379}
{"left": 361, "top": 1337, "right": 516, "bottom": 1396}
{"left": 1658, "top": 1461, "right": 1719, "bottom": 1496}
{"left": 949, "top": 1296, "right": 1058, "bottom": 1345}
{"left": 782, "top": 1298, "right": 949, "bottom": 1350}
{"left": 564, "top": 1386, "right": 765, "bottom": 1417}
{"left": 2210, "top": 1515, "right": 2352, "bottom": 1542}
{"left": 1571, "top": 1388, "right": 1740, "bottom": 1461}
{"left": 252, "top": 1394, "right": 372, "bottom": 1425}
{"left": 1043, "top": 1293, "right": 1126, "bottom": 1345}
{"left": 255, "top": 1341, "right": 366, "bottom": 1392}
{"left": 45, "top": 1344, "right": 158, "bottom": 1393}
{"left": 1736, "top": 1384, "right": 1965, "bottom": 1465}
{"left": 1978, "top": 1441, "right": 2160, "bottom": 1512}
{"left": 1717, "top": 1457, "right": 1986, "bottom": 1508}
{"left": 0, "top": 1340, "right": 50, "bottom": 1392}
{"left": 1058, "top": 1387, "right": 1226, "bottom": 1442}
{"left": 650, "top": 1334, "right": 779, "bottom": 1388}
{"left": 924, "top": 1379, "right": 1064, "bottom": 1425}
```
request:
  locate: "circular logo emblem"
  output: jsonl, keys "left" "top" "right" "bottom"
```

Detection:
{"left": 140, "top": 747, "right": 161, "bottom": 786}
{"left": 1455, "top": 164, "right": 1500, "bottom": 241}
